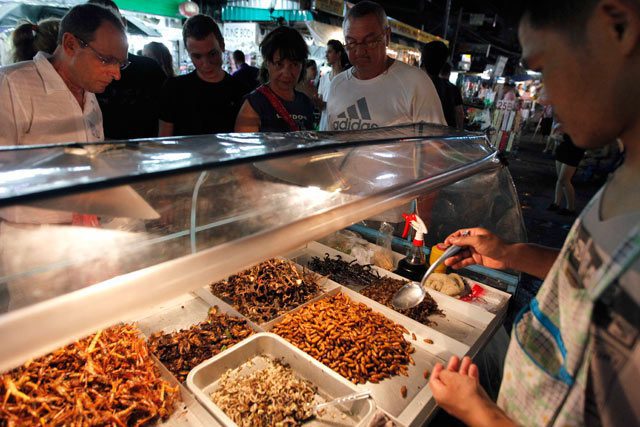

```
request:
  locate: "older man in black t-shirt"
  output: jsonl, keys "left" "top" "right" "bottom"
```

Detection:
{"left": 159, "top": 15, "right": 248, "bottom": 137}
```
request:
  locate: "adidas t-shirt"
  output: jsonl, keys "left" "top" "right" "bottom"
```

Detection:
{"left": 324, "top": 60, "right": 445, "bottom": 131}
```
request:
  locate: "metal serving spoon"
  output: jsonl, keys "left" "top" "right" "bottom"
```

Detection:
{"left": 391, "top": 244, "right": 464, "bottom": 310}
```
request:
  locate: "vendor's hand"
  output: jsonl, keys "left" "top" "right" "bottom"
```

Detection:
{"left": 444, "top": 228, "right": 511, "bottom": 270}
{"left": 429, "top": 356, "right": 492, "bottom": 424}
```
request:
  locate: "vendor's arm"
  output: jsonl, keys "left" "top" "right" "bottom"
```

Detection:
{"left": 430, "top": 356, "right": 517, "bottom": 427}
{"left": 444, "top": 227, "right": 558, "bottom": 280}
{"left": 234, "top": 100, "right": 260, "bottom": 132}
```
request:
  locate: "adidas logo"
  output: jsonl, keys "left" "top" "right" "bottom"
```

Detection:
{"left": 333, "top": 97, "right": 379, "bottom": 130}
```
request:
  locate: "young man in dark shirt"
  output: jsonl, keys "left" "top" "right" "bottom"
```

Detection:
{"left": 98, "top": 53, "right": 166, "bottom": 139}
{"left": 159, "top": 15, "right": 248, "bottom": 137}
{"left": 89, "top": 0, "right": 167, "bottom": 140}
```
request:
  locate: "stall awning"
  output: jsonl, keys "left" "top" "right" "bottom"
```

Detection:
{"left": 115, "top": 0, "right": 182, "bottom": 18}
{"left": 0, "top": 3, "right": 160, "bottom": 36}
{"left": 305, "top": 21, "right": 343, "bottom": 45}
{"left": 221, "top": 6, "right": 313, "bottom": 22}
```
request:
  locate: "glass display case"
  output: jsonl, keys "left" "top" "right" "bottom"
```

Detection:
{"left": 0, "top": 124, "right": 525, "bottom": 426}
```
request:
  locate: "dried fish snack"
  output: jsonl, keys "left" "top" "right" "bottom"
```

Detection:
{"left": 210, "top": 258, "right": 321, "bottom": 323}
{"left": 272, "top": 292, "right": 414, "bottom": 384}
{"left": 0, "top": 324, "right": 179, "bottom": 427}
{"left": 308, "top": 253, "right": 381, "bottom": 287}
{"left": 360, "top": 276, "right": 444, "bottom": 326}
{"left": 148, "top": 306, "right": 253, "bottom": 383}
{"left": 211, "top": 356, "right": 316, "bottom": 427}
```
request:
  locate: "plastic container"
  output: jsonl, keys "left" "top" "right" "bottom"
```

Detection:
{"left": 186, "top": 333, "right": 376, "bottom": 426}
{"left": 428, "top": 244, "right": 448, "bottom": 274}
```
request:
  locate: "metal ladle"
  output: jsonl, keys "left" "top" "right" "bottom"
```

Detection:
{"left": 391, "top": 244, "right": 464, "bottom": 310}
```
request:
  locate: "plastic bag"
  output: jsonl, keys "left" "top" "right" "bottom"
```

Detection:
{"left": 372, "top": 222, "right": 395, "bottom": 271}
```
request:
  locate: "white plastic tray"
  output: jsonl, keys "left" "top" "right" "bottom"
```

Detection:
{"left": 186, "top": 333, "right": 376, "bottom": 426}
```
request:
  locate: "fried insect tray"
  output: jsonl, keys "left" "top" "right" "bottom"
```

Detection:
{"left": 264, "top": 287, "right": 465, "bottom": 426}
{"left": 186, "top": 333, "right": 376, "bottom": 427}
{"left": 204, "top": 258, "right": 338, "bottom": 326}
{"left": 291, "top": 242, "right": 501, "bottom": 350}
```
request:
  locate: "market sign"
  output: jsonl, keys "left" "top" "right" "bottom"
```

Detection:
{"left": 221, "top": 6, "right": 313, "bottom": 22}
{"left": 388, "top": 17, "right": 448, "bottom": 46}
{"left": 315, "top": 0, "right": 343, "bottom": 17}
{"left": 223, "top": 23, "right": 259, "bottom": 51}
{"left": 493, "top": 55, "right": 508, "bottom": 77}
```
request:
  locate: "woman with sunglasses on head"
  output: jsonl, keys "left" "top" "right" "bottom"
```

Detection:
{"left": 235, "top": 26, "right": 315, "bottom": 133}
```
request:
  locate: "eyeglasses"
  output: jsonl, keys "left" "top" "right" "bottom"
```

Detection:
{"left": 344, "top": 32, "right": 387, "bottom": 52}
{"left": 189, "top": 49, "right": 222, "bottom": 61}
{"left": 75, "top": 35, "right": 130, "bottom": 70}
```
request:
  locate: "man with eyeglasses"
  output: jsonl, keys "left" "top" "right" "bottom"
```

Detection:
{"left": 159, "top": 14, "right": 249, "bottom": 137}
{"left": 0, "top": 3, "right": 127, "bottom": 146}
{"left": 323, "top": 1, "right": 445, "bottom": 131}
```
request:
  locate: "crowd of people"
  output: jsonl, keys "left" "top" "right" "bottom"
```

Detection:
{"left": 0, "top": 0, "right": 638, "bottom": 426}
{"left": 0, "top": 0, "right": 451, "bottom": 145}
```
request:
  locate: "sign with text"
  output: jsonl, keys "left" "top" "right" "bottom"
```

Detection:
{"left": 496, "top": 100, "right": 516, "bottom": 111}
{"left": 494, "top": 55, "right": 508, "bottom": 77}
{"left": 223, "top": 23, "right": 258, "bottom": 51}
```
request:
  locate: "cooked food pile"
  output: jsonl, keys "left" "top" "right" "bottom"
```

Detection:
{"left": 360, "top": 276, "right": 443, "bottom": 325}
{"left": 308, "top": 253, "right": 381, "bottom": 287}
{"left": 210, "top": 258, "right": 321, "bottom": 323}
{"left": 148, "top": 306, "right": 253, "bottom": 383}
{"left": 0, "top": 324, "right": 179, "bottom": 426}
{"left": 424, "top": 273, "right": 466, "bottom": 297}
{"left": 211, "top": 356, "right": 316, "bottom": 427}
{"left": 272, "top": 293, "right": 414, "bottom": 384}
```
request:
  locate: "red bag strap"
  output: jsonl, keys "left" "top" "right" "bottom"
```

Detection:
{"left": 257, "top": 85, "right": 300, "bottom": 131}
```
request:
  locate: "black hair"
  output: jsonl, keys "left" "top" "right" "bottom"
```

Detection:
{"left": 11, "top": 18, "right": 60, "bottom": 63}
{"left": 233, "top": 49, "right": 245, "bottom": 63}
{"left": 420, "top": 41, "right": 449, "bottom": 77}
{"left": 327, "top": 39, "right": 350, "bottom": 69}
{"left": 306, "top": 59, "right": 317, "bottom": 69}
{"left": 440, "top": 62, "right": 452, "bottom": 76}
{"left": 259, "top": 26, "right": 308, "bottom": 83}
{"left": 183, "top": 14, "right": 224, "bottom": 49}
{"left": 344, "top": 1, "right": 388, "bottom": 30}
{"left": 58, "top": 3, "right": 125, "bottom": 44}
{"left": 260, "top": 26, "right": 308, "bottom": 64}
{"left": 259, "top": 26, "right": 309, "bottom": 83}
{"left": 86, "top": 0, "right": 126, "bottom": 26}
{"left": 143, "top": 41, "right": 174, "bottom": 77}
{"left": 519, "top": 0, "right": 600, "bottom": 33}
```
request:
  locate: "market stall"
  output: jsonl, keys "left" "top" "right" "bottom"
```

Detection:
{"left": 0, "top": 124, "right": 525, "bottom": 426}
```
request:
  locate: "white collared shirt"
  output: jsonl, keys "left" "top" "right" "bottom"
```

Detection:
{"left": 0, "top": 51, "right": 104, "bottom": 146}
